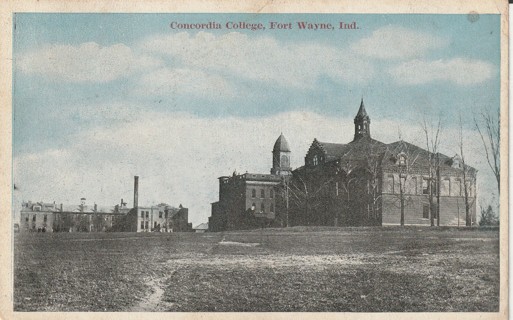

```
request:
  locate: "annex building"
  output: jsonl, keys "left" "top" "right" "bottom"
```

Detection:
{"left": 208, "top": 100, "right": 477, "bottom": 231}
{"left": 209, "top": 134, "right": 292, "bottom": 231}
{"left": 19, "top": 176, "right": 192, "bottom": 233}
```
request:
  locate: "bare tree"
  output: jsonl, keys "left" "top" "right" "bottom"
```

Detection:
{"left": 474, "top": 108, "right": 500, "bottom": 194}
{"left": 421, "top": 116, "right": 442, "bottom": 226}
{"left": 459, "top": 115, "right": 477, "bottom": 226}
{"left": 287, "top": 164, "right": 343, "bottom": 226}
{"left": 384, "top": 141, "right": 420, "bottom": 226}
{"left": 363, "top": 144, "right": 386, "bottom": 225}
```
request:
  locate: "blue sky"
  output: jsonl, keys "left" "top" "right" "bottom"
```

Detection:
{"left": 12, "top": 13, "right": 501, "bottom": 224}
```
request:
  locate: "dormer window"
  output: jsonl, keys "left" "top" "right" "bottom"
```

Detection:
{"left": 451, "top": 154, "right": 462, "bottom": 169}
{"left": 397, "top": 153, "right": 407, "bottom": 166}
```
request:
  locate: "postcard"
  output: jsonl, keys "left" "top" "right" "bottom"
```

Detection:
{"left": 0, "top": 0, "right": 508, "bottom": 319}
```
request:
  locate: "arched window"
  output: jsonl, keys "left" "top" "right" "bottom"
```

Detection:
{"left": 386, "top": 175, "right": 394, "bottom": 193}
{"left": 281, "top": 155, "right": 290, "bottom": 167}
{"left": 313, "top": 155, "right": 318, "bottom": 166}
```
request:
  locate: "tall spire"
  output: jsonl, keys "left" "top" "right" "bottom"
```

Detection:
{"left": 354, "top": 98, "right": 371, "bottom": 141}
{"left": 355, "top": 98, "right": 369, "bottom": 120}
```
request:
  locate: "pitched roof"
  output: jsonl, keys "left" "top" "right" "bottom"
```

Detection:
{"left": 313, "top": 136, "right": 386, "bottom": 162}
{"left": 273, "top": 133, "right": 291, "bottom": 152}
{"left": 194, "top": 223, "right": 209, "bottom": 230}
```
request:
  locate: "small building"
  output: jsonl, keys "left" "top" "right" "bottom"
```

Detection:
{"left": 193, "top": 223, "right": 209, "bottom": 233}
{"left": 116, "top": 204, "right": 192, "bottom": 232}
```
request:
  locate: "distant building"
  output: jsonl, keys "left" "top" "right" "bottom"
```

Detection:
{"left": 193, "top": 222, "right": 209, "bottom": 233}
{"left": 209, "top": 134, "right": 292, "bottom": 232}
{"left": 19, "top": 200, "right": 128, "bottom": 233}
{"left": 116, "top": 204, "right": 192, "bottom": 232}
{"left": 19, "top": 176, "right": 193, "bottom": 233}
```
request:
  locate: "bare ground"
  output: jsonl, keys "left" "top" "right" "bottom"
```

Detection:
{"left": 13, "top": 227, "right": 500, "bottom": 312}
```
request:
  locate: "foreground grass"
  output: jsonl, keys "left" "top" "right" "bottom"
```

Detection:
{"left": 14, "top": 227, "right": 499, "bottom": 312}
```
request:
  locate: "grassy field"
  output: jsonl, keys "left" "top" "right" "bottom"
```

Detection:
{"left": 13, "top": 227, "right": 500, "bottom": 312}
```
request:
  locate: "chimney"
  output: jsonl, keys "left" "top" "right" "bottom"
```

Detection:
{"left": 121, "top": 198, "right": 124, "bottom": 207}
{"left": 134, "top": 176, "right": 139, "bottom": 209}
{"left": 94, "top": 203, "right": 97, "bottom": 212}
{"left": 60, "top": 203, "right": 63, "bottom": 212}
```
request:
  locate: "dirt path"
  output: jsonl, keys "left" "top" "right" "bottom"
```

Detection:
{"left": 129, "top": 277, "right": 173, "bottom": 312}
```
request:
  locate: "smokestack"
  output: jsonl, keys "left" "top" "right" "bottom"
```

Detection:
{"left": 134, "top": 176, "right": 139, "bottom": 209}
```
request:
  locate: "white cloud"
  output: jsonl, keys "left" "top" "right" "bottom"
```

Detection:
{"left": 140, "top": 31, "right": 375, "bottom": 89}
{"left": 136, "top": 67, "right": 237, "bottom": 99}
{"left": 13, "top": 106, "right": 497, "bottom": 226}
{"left": 17, "top": 42, "right": 162, "bottom": 82}
{"left": 351, "top": 25, "right": 447, "bottom": 59}
{"left": 388, "top": 58, "right": 496, "bottom": 85}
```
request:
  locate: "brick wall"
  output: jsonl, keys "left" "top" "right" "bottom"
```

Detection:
{"left": 382, "top": 194, "right": 476, "bottom": 226}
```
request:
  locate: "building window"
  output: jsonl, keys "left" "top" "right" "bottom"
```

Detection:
{"left": 32, "top": 215, "right": 36, "bottom": 222}
{"left": 44, "top": 214, "right": 47, "bottom": 222}
{"left": 159, "top": 211, "right": 163, "bottom": 218}
{"left": 270, "top": 189, "right": 274, "bottom": 198}
{"left": 261, "top": 203, "right": 265, "bottom": 213}
{"left": 25, "top": 217, "right": 29, "bottom": 222}
{"left": 154, "top": 221, "right": 157, "bottom": 229}
{"left": 252, "top": 203, "right": 256, "bottom": 211}
{"left": 141, "top": 211, "right": 144, "bottom": 218}
{"left": 252, "top": 189, "right": 256, "bottom": 198}
{"left": 145, "top": 221, "right": 149, "bottom": 229}
{"left": 422, "top": 178, "right": 429, "bottom": 195}
{"left": 423, "top": 205, "right": 429, "bottom": 219}
{"left": 313, "top": 155, "right": 318, "bottom": 166}
{"left": 453, "top": 179, "right": 462, "bottom": 196}
{"left": 398, "top": 153, "right": 406, "bottom": 166}
{"left": 281, "top": 155, "right": 290, "bottom": 167}
{"left": 386, "top": 175, "right": 394, "bottom": 193}
{"left": 261, "top": 189, "right": 265, "bottom": 198}
{"left": 442, "top": 178, "right": 450, "bottom": 196}
{"left": 141, "top": 221, "right": 144, "bottom": 229}
{"left": 146, "top": 211, "right": 149, "bottom": 218}
{"left": 408, "top": 177, "right": 417, "bottom": 195}
{"left": 270, "top": 203, "right": 274, "bottom": 213}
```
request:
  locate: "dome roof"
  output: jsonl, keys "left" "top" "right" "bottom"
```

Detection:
{"left": 273, "top": 134, "right": 291, "bottom": 152}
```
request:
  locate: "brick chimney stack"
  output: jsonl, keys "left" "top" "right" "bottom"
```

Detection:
{"left": 133, "top": 176, "right": 139, "bottom": 209}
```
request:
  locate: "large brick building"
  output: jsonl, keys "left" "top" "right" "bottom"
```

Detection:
{"left": 209, "top": 134, "right": 292, "bottom": 231}
{"left": 208, "top": 100, "right": 477, "bottom": 231}
{"left": 290, "top": 100, "right": 477, "bottom": 227}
